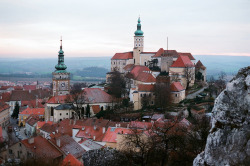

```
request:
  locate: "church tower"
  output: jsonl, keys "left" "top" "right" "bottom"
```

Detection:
{"left": 52, "top": 38, "right": 70, "bottom": 96}
{"left": 133, "top": 17, "right": 144, "bottom": 65}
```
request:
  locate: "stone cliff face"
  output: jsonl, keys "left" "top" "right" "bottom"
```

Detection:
{"left": 194, "top": 67, "right": 250, "bottom": 166}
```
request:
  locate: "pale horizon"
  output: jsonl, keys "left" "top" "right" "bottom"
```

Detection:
{"left": 1, "top": 0, "right": 250, "bottom": 58}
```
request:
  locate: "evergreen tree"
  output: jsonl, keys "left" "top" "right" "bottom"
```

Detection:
{"left": 86, "top": 104, "right": 90, "bottom": 118}
{"left": 12, "top": 102, "right": 20, "bottom": 119}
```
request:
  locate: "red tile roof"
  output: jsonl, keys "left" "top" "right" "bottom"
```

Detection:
{"left": 138, "top": 84, "right": 155, "bottom": 92}
{"left": 50, "top": 134, "right": 85, "bottom": 159}
{"left": 170, "top": 55, "right": 194, "bottom": 68}
{"left": 10, "top": 90, "right": 36, "bottom": 101}
{"left": 37, "top": 121, "right": 53, "bottom": 129}
{"left": 20, "top": 107, "right": 45, "bottom": 115}
{"left": 123, "top": 64, "right": 134, "bottom": 71}
{"left": 130, "top": 65, "right": 151, "bottom": 78}
{"left": 61, "top": 154, "right": 83, "bottom": 166}
{"left": 82, "top": 88, "right": 112, "bottom": 103}
{"left": 195, "top": 60, "right": 206, "bottom": 70}
{"left": 152, "top": 48, "right": 164, "bottom": 57}
{"left": 0, "top": 92, "right": 11, "bottom": 102}
{"left": 0, "top": 100, "right": 10, "bottom": 113}
{"left": 177, "top": 52, "right": 195, "bottom": 60}
{"left": 102, "top": 127, "right": 132, "bottom": 143}
{"left": 135, "top": 72, "right": 156, "bottom": 82}
{"left": 23, "top": 85, "right": 37, "bottom": 90}
{"left": 129, "top": 121, "right": 152, "bottom": 129}
{"left": 170, "top": 82, "right": 185, "bottom": 92}
{"left": 111, "top": 52, "right": 133, "bottom": 60}
{"left": 21, "top": 100, "right": 45, "bottom": 108}
{"left": 47, "top": 95, "right": 71, "bottom": 104}
{"left": 152, "top": 49, "right": 179, "bottom": 58}
{"left": 75, "top": 126, "right": 105, "bottom": 142}
{"left": 21, "top": 136, "right": 62, "bottom": 160}
{"left": 92, "top": 105, "right": 101, "bottom": 114}
{"left": 26, "top": 115, "right": 41, "bottom": 126}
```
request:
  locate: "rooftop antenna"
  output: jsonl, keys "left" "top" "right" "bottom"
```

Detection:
{"left": 60, "top": 36, "right": 62, "bottom": 49}
{"left": 167, "top": 36, "right": 168, "bottom": 55}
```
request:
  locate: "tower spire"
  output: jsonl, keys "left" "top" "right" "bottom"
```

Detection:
{"left": 60, "top": 36, "right": 62, "bottom": 50}
{"left": 134, "top": 17, "right": 143, "bottom": 36}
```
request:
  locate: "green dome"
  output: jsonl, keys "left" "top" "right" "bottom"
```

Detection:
{"left": 55, "top": 39, "right": 67, "bottom": 71}
{"left": 134, "top": 17, "right": 144, "bottom": 36}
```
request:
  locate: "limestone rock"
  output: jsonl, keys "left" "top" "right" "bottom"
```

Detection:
{"left": 193, "top": 66, "right": 250, "bottom": 166}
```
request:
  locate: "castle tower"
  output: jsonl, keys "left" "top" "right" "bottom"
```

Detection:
{"left": 133, "top": 17, "right": 144, "bottom": 65}
{"left": 52, "top": 38, "right": 70, "bottom": 96}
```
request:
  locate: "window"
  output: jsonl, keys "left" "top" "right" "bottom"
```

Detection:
{"left": 144, "top": 62, "right": 146, "bottom": 66}
{"left": 9, "top": 149, "right": 13, "bottom": 154}
{"left": 51, "top": 107, "right": 54, "bottom": 116}
{"left": 60, "top": 113, "right": 62, "bottom": 116}
{"left": 139, "top": 39, "right": 140, "bottom": 41}
{"left": 144, "top": 94, "right": 146, "bottom": 97}
{"left": 66, "top": 113, "right": 68, "bottom": 115}
{"left": 140, "top": 94, "right": 142, "bottom": 97}
{"left": 175, "top": 94, "right": 178, "bottom": 97}
{"left": 151, "top": 101, "right": 154, "bottom": 104}
{"left": 139, "top": 44, "right": 140, "bottom": 47}
{"left": 19, "top": 143, "right": 22, "bottom": 147}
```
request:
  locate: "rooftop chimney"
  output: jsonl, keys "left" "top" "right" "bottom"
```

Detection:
{"left": 93, "top": 136, "right": 96, "bottom": 141}
{"left": 94, "top": 125, "right": 97, "bottom": 130}
{"left": 28, "top": 137, "right": 34, "bottom": 144}
{"left": 56, "top": 139, "right": 61, "bottom": 147}
{"left": 102, "top": 127, "right": 105, "bottom": 134}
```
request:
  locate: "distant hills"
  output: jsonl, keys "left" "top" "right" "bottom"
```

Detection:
{"left": 0, "top": 55, "right": 249, "bottom": 81}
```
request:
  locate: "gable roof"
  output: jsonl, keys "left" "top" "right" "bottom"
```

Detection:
{"left": 152, "top": 48, "right": 179, "bottom": 58}
{"left": 0, "top": 92, "right": 11, "bottom": 102}
{"left": 47, "top": 95, "right": 71, "bottom": 104}
{"left": 135, "top": 72, "right": 156, "bottom": 82}
{"left": 102, "top": 127, "right": 132, "bottom": 143}
{"left": 0, "top": 100, "right": 10, "bottom": 113}
{"left": 23, "top": 85, "right": 37, "bottom": 91}
{"left": 130, "top": 65, "right": 151, "bottom": 78}
{"left": 26, "top": 115, "right": 41, "bottom": 126}
{"left": 75, "top": 126, "right": 105, "bottom": 142}
{"left": 50, "top": 134, "right": 85, "bottom": 159}
{"left": 138, "top": 84, "right": 155, "bottom": 92}
{"left": 195, "top": 60, "right": 206, "bottom": 70}
{"left": 170, "top": 55, "right": 194, "bottom": 68}
{"left": 82, "top": 88, "right": 112, "bottom": 103}
{"left": 177, "top": 52, "right": 195, "bottom": 60}
{"left": 21, "top": 136, "right": 62, "bottom": 160}
{"left": 111, "top": 52, "right": 133, "bottom": 60}
{"left": 10, "top": 90, "right": 36, "bottom": 101}
{"left": 20, "top": 107, "right": 45, "bottom": 115}
{"left": 170, "top": 82, "right": 185, "bottom": 92}
{"left": 61, "top": 154, "right": 83, "bottom": 166}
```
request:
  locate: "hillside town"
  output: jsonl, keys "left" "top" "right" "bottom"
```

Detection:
{"left": 0, "top": 18, "right": 220, "bottom": 166}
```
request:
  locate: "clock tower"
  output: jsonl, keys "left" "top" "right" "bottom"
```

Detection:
{"left": 133, "top": 17, "right": 144, "bottom": 65}
{"left": 52, "top": 38, "right": 70, "bottom": 96}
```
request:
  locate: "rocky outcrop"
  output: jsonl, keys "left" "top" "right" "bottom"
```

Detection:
{"left": 193, "top": 67, "right": 250, "bottom": 166}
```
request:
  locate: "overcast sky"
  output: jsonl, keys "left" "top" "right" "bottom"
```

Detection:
{"left": 0, "top": 0, "right": 249, "bottom": 58}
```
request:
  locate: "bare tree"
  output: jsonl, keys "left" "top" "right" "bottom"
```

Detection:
{"left": 184, "top": 65, "right": 194, "bottom": 90}
{"left": 71, "top": 91, "right": 85, "bottom": 119}
{"left": 154, "top": 82, "right": 171, "bottom": 111}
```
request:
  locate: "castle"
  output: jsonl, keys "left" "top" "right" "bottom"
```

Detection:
{"left": 108, "top": 17, "right": 206, "bottom": 110}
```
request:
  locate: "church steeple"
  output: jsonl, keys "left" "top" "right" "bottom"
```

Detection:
{"left": 134, "top": 17, "right": 144, "bottom": 36}
{"left": 55, "top": 37, "right": 67, "bottom": 72}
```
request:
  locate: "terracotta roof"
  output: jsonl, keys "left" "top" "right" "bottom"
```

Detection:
{"left": 138, "top": 84, "right": 155, "bottom": 92}
{"left": 130, "top": 65, "right": 151, "bottom": 78}
{"left": 102, "top": 127, "right": 132, "bottom": 143}
{"left": 177, "top": 52, "right": 195, "bottom": 60}
{"left": 61, "top": 154, "right": 83, "bottom": 166}
{"left": 21, "top": 136, "right": 63, "bottom": 160}
{"left": 170, "top": 55, "right": 194, "bottom": 68}
{"left": 20, "top": 107, "right": 45, "bottom": 115}
{"left": 92, "top": 105, "right": 101, "bottom": 114}
{"left": 26, "top": 115, "right": 41, "bottom": 126}
{"left": 111, "top": 52, "right": 133, "bottom": 60}
{"left": 82, "top": 88, "right": 112, "bottom": 104}
{"left": 195, "top": 60, "right": 206, "bottom": 70}
{"left": 152, "top": 48, "right": 179, "bottom": 58}
{"left": 30, "top": 89, "right": 52, "bottom": 99}
{"left": 40, "top": 123, "right": 57, "bottom": 134}
{"left": 0, "top": 100, "right": 10, "bottom": 113}
{"left": 75, "top": 125, "right": 106, "bottom": 142}
{"left": 21, "top": 100, "right": 45, "bottom": 108}
{"left": 0, "top": 92, "right": 11, "bottom": 102}
{"left": 152, "top": 48, "right": 164, "bottom": 57}
{"left": 129, "top": 121, "right": 152, "bottom": 129}
{"left": 23, "top": 85, "right": 37, "bottom": 91}
{"left": 37, "top": 121, "right": 53, "bottom": 129}
{"left": 123, "top": 64, "right": 134, "bottom": 71}
{"left": 47, "top": 95, "right": 71, "bottom": 104}
{"left": 10, "top": 90, "right": 36, "bottom": 101}
{"left": 50, "top": 134, "right": 85, "bottom": 159}
{"left": 170, "top": 82, "right": 185, "bottom": 92}
{"left": 135, "top": 72, "right": 156, "bottom": 82}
